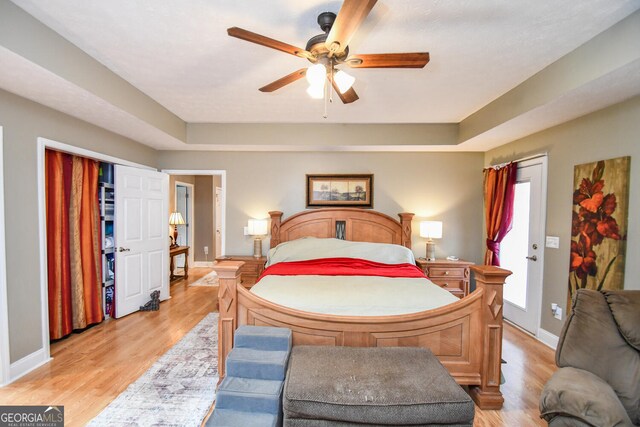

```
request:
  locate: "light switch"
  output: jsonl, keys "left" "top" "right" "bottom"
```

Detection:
{"left": 546, "top": 236, "right": 560, "bottom": 249}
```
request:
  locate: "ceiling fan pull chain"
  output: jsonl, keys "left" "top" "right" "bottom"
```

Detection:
{"left": 323, "top": 82, "right": 328, "bottom": 119}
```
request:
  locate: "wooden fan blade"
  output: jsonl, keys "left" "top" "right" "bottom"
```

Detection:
{"left": 227, "top": 27, "right": 312, "bottom": 59}
{"left": 259, "top": 69, "right": 307, "bottom": 92}
{"left": 347, "top": 53, "right": 430, "bottom": 68}
{"left": 325, "top": 0, "right": 377, "bottom": 56}
{"left": 330, "top": 78, "right": 359, "bottom": 104}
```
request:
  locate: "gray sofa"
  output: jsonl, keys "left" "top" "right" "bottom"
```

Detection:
{"left": 539, "top": 289, "right": 640, "bottom": 427}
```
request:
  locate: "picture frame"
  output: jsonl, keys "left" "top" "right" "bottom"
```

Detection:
{"left": 306, "top": 174, "right": 373, "bottom": 208}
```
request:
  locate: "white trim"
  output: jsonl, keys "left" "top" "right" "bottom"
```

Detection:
{"left": 0, "top": 127, "right": 10, "bottom": 386}
{"left": 39, "top": 138, "right": 155, "bottom": 171}
{"left": 36, "top": 139, "right": 51, "bottom": 377}
{"left": 174, "top": 180, "right": 195, "bottom": 268}
{"left": 162, "top": 170, "right": 226, "bottom": 257}
{"left": 37, "top": 137, "right": 157, "bottom": 372}
{"left": 193, "top": 261, "right": 215, "bottom": 268}
{"left": 9, "top": 348, "right": 51, "bottom": 383}
{"left": 537, "top": 328, "right": 559, "bottom": 350}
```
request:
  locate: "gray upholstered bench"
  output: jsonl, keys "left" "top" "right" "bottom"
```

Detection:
{"left": 283, "top": 346, "right": 474, "bottom": 426}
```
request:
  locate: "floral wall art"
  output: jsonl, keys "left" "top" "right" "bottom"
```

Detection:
{"left": 569, "top": 156, "right": 630, "bottom": 306}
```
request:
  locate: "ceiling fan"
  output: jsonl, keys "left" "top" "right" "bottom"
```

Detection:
{"left": 227, "top": 0, "right": 430, "bottom": 105}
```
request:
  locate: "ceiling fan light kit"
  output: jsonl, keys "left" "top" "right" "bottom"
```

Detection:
{"left": 227, "top": 0, "right": 429, "bottom": 115}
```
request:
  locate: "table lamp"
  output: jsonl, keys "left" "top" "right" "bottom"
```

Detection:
{"left": 420, "top": 221, "right": 442, "bottom": 261}
{"left": 169, "top": 212, "right": 185, "bottom": 248}
{"left": 248, "top": 218, "right": 268, "bottom": 258}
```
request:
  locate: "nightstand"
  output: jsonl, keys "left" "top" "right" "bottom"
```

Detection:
{"left": 415, "top": 259, "right": 473, "bottom": 298}
{"left": 215, "top": 255, "right": 266, "bottom": 288}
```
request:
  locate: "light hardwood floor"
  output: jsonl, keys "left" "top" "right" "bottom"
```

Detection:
{"left": 0, "top": 267, "right": 218, "bottom": 426}
{"left": 0, "top": 269, "right": 556, "bottom": 426}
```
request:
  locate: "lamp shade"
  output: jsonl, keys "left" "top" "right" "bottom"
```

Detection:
{"left": 306, "top": 63, "right": 326, "bottom": 86}
{"left": 247, "top": 219, "right": 268, "bottom": 236}
{"left": 334, "top": 70, "right": 355, "bottom": 94}
{"left": 169, "top": 212, "right": 185, "bottom": 225}
{"left": 420, "top": 221, "right": 442, "bottom": 239}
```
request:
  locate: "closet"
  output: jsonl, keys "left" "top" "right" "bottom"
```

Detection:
{"left": 45, "top": 150, "right": 169, "bottom": 341}
{"left": 98, "top": 162, "right": 115, "bottom": 318}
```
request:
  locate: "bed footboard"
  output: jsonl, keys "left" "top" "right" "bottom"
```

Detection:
{"left": 215, "top": 262, "right": 510, "bottom": 409}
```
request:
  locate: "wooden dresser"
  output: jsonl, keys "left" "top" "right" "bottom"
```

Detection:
{"left": 215, "top": 255, "right": 266, "bottom": 288}
{"left": 415, "top": 259, "right": 473, "bottom": 298}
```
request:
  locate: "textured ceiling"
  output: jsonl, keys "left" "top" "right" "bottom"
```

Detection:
{"left": 12, "top": 0, "right": 640, "bottom": 124}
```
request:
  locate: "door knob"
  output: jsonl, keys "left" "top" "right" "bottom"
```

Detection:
{"left": 118, "top": 247, "right": 130, "bottom": 252}
{"left": 526, "top": 255, "right": 537, "bottom": 261}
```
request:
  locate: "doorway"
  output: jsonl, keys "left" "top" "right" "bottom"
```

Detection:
{"left": 163, "top": 170, "right": 226, "bottom": 261}
{"left": 215, "top": 187, "right": 223, "bottom": 258}
{"left": 502, "top": 157, "right": 547, "bottom": 335}
{"left": 174, "top": 182, "right": 194, "bottom": 269}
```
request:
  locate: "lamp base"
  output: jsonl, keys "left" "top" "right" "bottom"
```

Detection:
{"left": 426, "top": 240, "right": 436, "bottom": 261}
{"left": 253, "top": 238, "right": 263, "bottom": 258}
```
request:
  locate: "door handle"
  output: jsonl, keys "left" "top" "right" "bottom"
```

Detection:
{"left": 118, "top": 247, "right": 131, "bottom": 252}
{"left": 526, "top": 255, "right": 537, "bottom": 261}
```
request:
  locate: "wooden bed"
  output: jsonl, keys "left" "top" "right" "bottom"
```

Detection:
{"left": 214, "top": 208, "right": 511, "bottom": 409}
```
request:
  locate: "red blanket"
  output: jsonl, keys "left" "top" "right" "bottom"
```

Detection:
{"left": 258, "top": 257, "right": 426, "bottom": 282}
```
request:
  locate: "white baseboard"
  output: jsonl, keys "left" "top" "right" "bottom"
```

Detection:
{"left": 9, "top": 348, "right": 51, "bottom": 384}
{"left": 537, "top": 328, "right": 559, "bottom": 350}
{"left": 193, "top": 261, "right": 215, "bottom": 268}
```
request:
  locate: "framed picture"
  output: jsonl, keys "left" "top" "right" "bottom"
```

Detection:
{"left": 306, "top": 174, "right": 373, "bottom": 208}
{"left": 567, "top": 156, "right": 630, "bottom": 309}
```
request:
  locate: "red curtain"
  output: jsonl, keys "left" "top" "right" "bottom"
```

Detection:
{"left": 46, "top": 150, "right": 103, "bottom": 340}
{"left": 483, "top": 162, "right": 518, "bottom": 266}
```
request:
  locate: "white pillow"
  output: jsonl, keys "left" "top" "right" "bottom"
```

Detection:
{"left": 266, "top": 237, "right": 415, "bottom": 267}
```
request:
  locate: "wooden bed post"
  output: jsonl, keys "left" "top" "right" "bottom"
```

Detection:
{"left": 269, "top": 211, "right": 283, "bottom": 248}
{"left": 398, "top": 212, "right": 414, "bottom": 249}
{"left": 468, "top": 265, "right": 511, "bottom": 409}
{"left": 214, "top": 261, "right": 244, "bottom": 382}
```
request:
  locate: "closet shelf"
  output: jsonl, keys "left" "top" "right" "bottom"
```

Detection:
{"left": 103, "top": 279, "right": 114, "bottom": 288}
{"left": 102, "top": 247, "right": 114, "bottom": 255}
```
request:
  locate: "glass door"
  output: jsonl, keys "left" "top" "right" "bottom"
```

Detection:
{"left": 502, "top": 158, "right": 546, "bottom": 334}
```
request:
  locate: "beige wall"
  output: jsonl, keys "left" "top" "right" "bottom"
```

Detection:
{"left": 485, "top": 95, "right": 640, "bottom": 336}
{"left": 0, "top": 88, "right": 157, "bottom": 363}
{"left": 157, "top": 151, "right": 486, "bottom": 262}
{"left": 194, "top": 176, "right": 214, "bottom": 262}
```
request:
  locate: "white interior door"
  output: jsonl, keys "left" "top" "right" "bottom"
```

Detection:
{"left": 215, "top": 187, "right": 222, "bottom": 257}
{"left": 115, "top": 165, "right": 169, "bottom": 318}
{"left": 502, "top": 158, "right": 547, "bottom": 334}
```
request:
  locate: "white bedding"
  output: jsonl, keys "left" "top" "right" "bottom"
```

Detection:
{"left": 251, "top": 275, "right": 458, "bottom": 316}
{"left": 266, "top": 237, "right": 415, "bottom": 266}
{"left": 254, "top": 238, "right": 457, "bottom": 316}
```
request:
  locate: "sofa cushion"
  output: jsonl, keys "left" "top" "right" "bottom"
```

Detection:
{"left": 283, "top": 346, "right": 474, "bottom": 426}
{"left": 557, "top": 290, "right": 640, "bottom": 424}
{"left": 604, "top": 290, "right": 640, "bottom": 352}
{"left": 540, "top": 367, "right": 634, "bottom": 427}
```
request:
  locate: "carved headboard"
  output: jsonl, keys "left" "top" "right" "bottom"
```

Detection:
{"left": 269, "top": 208, "right": 414, "bottom": 249}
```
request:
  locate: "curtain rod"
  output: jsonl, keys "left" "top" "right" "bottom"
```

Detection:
{"left": 489, "top": 152, "right": 548, "bottom": 169}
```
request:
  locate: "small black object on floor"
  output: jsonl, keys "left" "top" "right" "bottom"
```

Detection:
{"left": 140, "top": 290, "right": 160, "bottom": 311}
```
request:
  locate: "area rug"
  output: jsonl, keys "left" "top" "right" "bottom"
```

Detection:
{"left": 190, "top": 270, "right": 219, "bottom": 287}
{"left": 88, "top": 313, "right": 218, "bottom": 427}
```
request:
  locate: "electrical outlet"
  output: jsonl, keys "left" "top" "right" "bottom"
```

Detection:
{"left": 554, "top": 307, "right": 563, "bottom": 320}
{"left": 204, "top": 246, "right": 208, "bottom": 255}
